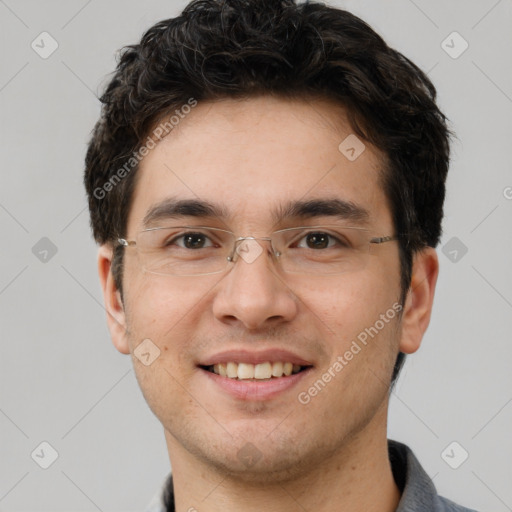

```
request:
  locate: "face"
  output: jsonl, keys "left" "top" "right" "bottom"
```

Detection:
{"left": 100, "top": 96, "right": 435, "bottom": 482}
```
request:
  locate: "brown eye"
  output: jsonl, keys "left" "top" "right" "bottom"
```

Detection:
{"left": 184, "top": 233, "right": 207, "bottom": 248}
{"left": 170, "top": 232, "right": 214, "bottom": 249}
{"left": 305, "top": 232, "right": 330, "bottom": 249}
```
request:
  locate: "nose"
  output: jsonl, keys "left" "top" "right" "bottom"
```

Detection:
{"left": 212, "top": 240, "right": 299, "bottom": 330}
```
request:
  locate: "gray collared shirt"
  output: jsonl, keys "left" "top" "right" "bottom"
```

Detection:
{"left": 144, "top": 440, "right": 478, "bottom": 512}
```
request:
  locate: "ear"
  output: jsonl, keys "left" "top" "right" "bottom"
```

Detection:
{"left": 399, "top": 247, "right": 439, "bottom": 354}
{"left": 97, "top": 245, "right": 130, "bottom": 355}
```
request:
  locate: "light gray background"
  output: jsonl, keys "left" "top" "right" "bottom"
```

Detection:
{"left": 1, "top": 0, "right": 511, "bottom": 510}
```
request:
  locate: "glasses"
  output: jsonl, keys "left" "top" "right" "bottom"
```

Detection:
{"left": 118, "top": 225, "right": 399, "bottom": 277}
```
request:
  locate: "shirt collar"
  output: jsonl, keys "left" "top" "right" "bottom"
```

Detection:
{"left": 389, "top": 439, "right": 439, "bottom": 511}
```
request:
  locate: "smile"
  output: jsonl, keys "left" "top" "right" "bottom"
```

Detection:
{"left": 204, "top": 361, "right": 308, "bottom": 380}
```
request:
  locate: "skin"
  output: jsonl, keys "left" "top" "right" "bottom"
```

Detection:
{"left": 98, "top": 96, "right": 438, "bottom": 512}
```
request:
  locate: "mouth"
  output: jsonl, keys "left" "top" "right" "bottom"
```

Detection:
{"left": 197, "top": 349, "right": 314, "bottom": 400}
{"left": 200, "top": 361, "right": 310, "bottom": 380}
{"left": 198, "top": 357, "right": 313, "bottom": 401}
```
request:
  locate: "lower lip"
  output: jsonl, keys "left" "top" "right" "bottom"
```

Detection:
{"left": 200, "top": 367, "right": 312, "bottom": 401}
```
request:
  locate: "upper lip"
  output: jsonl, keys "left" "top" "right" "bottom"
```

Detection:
{"left": 198, "top": 349, "right": 314, "bottom": 367}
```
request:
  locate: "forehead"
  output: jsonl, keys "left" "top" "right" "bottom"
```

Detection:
{"left": 127, "top": 96, "right": 392, "bottom": 232}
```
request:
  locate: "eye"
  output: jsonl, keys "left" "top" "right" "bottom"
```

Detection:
{"left": 169, "top": 232, "right": 215, "bottom": 249}
{"left": 296, "top": 231, "right": 349, "bottom": 250}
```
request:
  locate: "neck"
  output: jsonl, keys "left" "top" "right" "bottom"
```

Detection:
{"left": 165, "top": 408, "right": 401, "bottom": 512}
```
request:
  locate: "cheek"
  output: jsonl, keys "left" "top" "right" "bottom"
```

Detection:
{"left": 290, "top": 268, "right": 400, "bottom": 336}
{"left": 290, "top": 268, "right": 402, "bottom": 400}
{"left": 127, "top": 272, "right": 203, "bottom": 318}
{"left": 123, "top": 272, "right": 210, "bottom": 360}
{"left": 123, "top": 276, "right": 206, "bottom": 420}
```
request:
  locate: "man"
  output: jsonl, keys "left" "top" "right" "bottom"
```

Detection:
{"left": 84, "top": 0, "right": 478, "bottom": 510}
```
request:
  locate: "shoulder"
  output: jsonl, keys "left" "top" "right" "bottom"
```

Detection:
{"left": 389, "top": 439, "right": 480, "bottom": 512}
{"left": 436, "top": 495, "right": 479, "bottom": 512}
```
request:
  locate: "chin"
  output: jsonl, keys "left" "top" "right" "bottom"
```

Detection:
{"left": 213, "top": 450, "right": 318, "bottom": 485}
{"left": 182, "top": 425, "right": 325, "bottom": 485}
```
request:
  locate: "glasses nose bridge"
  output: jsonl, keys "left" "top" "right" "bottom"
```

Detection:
{"left": 227, "top": 235, "right": 277, "bottom": 263}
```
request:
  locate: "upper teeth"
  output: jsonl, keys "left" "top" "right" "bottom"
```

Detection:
{"left": 212, "top": 362, "right": 302, "bottom": 379}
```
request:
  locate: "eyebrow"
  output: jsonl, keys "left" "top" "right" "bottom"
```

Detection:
{"left": 142, "top": 197, "right": 370, "bottom": 229}
{"left": 142, "top": 198, "right": 228, "bottom": 228}
{"left": 272, "top": 198, "right": 369, "bottom": 226}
